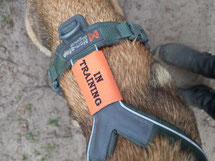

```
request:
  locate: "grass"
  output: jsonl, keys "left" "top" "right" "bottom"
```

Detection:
{"left": 25, "top": 132, "right": 35, "bottom": 141}
{"left": 11, "top": 95, "right": 23, "bottom": 105}
{"left": 1, "top": 5, "right": 13, "bottom": 27}
{"left": 63, "top": 131, "right": 71, "bottom": 137}
{"left": 1, "top": 14, "right": 10, "bottom": 26}
{"left": 34, "top": 149, "right": 40, "bottom": 156}
{"left": 16, "top": 95, "right": 23, "bottom": 102}
{"left": 39, "top": 143, "right": 57, "bottom": 160}
{"left": 22, "top": 154, "right": 28, "bottom": 161}
{"left": 26, "top": 104, "right": 32, "bottom": 112}
{"left": 40, "top": 155, "right": 49, "bottom": 161}
{"left": 16, "top": 118, "right": 25, "bottom": 124}
{"left": 47, "top": 119, "right": 59, "bottom": 127}
{"left": 43, "top": 143, "right": 57, "bottom": 153}
{"left": 25, "top": 131, "right": 40, "bottom": 142}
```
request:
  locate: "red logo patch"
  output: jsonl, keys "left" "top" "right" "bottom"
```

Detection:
{"left": 88, "top": 30, "right": 100, "bottom": 42}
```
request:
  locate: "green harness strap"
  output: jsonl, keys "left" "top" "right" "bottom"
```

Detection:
{"left": 48, "top": 15, "right": 149, "bottom": 93}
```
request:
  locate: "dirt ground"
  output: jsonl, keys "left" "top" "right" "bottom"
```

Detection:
{"left": 0, "top": 0, "right": 215, "bottom": 161}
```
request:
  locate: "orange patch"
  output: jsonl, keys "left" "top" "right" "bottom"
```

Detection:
{"left": 88, "top": 30, "right": 100, "bottom": 42}
{"left": 72, "top": 51, "right": 122, "bottom": 115}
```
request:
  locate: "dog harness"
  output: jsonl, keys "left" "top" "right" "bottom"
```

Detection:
{"left": 48, "top": 15, "right": 208, "bottom": 161}
{"left": 48, "top": 14, "right": 149, "bottom": 93}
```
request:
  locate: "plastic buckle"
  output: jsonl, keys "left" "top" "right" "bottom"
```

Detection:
{"left": 138, "top": 28, "right": 150, "bottom": 49}
{"left": 48, "top": 70, "right": 60, "bottom": 93}
{"left": 58, "top": 14, "right": 89, "bottom": 40}
{"left": 126, "top": 22, "right": 150, "bottom": 49}
{"left": 126, "top": 22, "right": 136, "bottom": 37}
{"left": 52, "top": 80, "right": 60, "bottom": 93}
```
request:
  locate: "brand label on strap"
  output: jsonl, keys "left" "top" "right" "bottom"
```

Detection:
{"left": 72, "top": 51, "right": 122, "bottom": 115}
{"left": 63, "top": 29, "right": 103, "bottom": 59}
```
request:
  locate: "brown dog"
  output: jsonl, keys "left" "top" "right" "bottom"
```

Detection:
{"left": 25, "top": 0, "right": 202, "bottom": 160}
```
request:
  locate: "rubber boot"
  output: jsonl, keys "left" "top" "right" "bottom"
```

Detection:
{"left": 179, "top": 85, "right": 215, "bottom": 119}
{"left": 159, "top": 43, "right": 215, "bottom": 78}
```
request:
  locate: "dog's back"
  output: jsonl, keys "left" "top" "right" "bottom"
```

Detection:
{"left": 25, "top": 0, "right": 201, "bottom": 160}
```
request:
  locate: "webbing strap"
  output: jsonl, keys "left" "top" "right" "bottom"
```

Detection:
{"left": 48, "top": 14, "right": 150, "bottom": 93}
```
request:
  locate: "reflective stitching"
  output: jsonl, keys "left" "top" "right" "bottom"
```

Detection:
{"left": 119, "top": 101, "right": 208, "bottom": 160}
{"left": 87, "top": 117, "right": 96, "bottom": 161}
{"left": 70, "top": 59, "right": 74, "bottom": 66}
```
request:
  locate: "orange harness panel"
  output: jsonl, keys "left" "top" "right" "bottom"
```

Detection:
{"left": 72, "top": 50, "right": 122, "bottom": 115}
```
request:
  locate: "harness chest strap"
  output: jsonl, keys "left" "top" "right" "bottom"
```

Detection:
{"left": 48, "top": 14, "right": 150, "bottom": 93}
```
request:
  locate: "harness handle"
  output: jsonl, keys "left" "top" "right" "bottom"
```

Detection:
{"left": 58, "top": 14, "right": 88, "bottom": 40}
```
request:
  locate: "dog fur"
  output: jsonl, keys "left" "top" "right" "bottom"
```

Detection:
{"left": 25, "top": 0, "right": 201, "bottom": 160}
